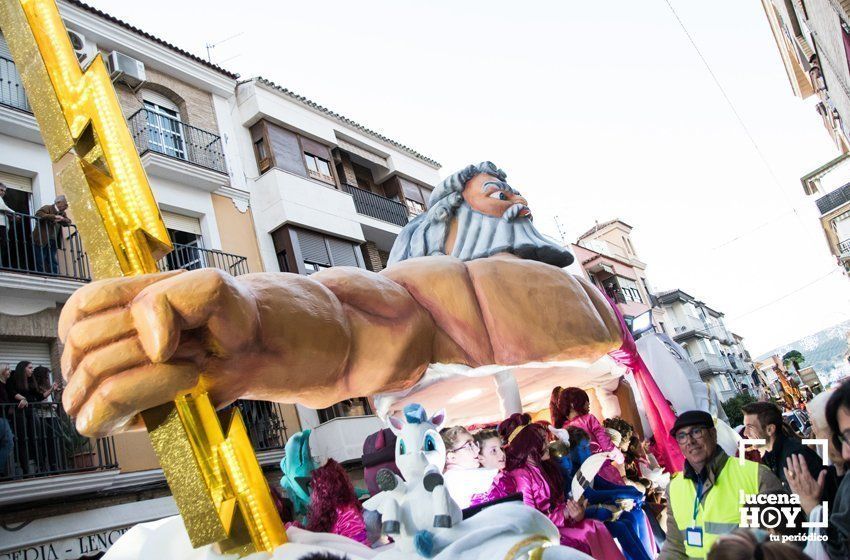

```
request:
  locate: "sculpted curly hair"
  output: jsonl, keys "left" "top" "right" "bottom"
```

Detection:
{"left": 305, "top": 459, "right": 360, "bottom": 534}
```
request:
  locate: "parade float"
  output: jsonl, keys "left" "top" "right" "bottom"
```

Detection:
{"left": 0, "top": 0, "right": 730, "bottom": 557}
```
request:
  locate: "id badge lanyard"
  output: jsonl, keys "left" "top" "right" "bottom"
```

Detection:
{"left": 685, "top": 477, "right": 705, "bottom": 548}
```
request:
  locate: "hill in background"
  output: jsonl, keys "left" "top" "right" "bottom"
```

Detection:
{"left": 756, "top": 320, "right": 850, "bottom": 388}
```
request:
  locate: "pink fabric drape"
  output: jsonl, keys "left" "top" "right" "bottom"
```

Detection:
{"left": 604, "top": 295, "right": 684, "bottom": 473}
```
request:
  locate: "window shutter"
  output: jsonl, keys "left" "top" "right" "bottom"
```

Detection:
{"left": 0, "top": 170, "right": 32, "bottom": 193}
{"left": 297, "top": 229, "right": 331, "bottom": 266}
{"left": 0, "top": 341, "right": 52, "bottom": 370}
{"left": 160, "top": 210, "right": 201, "bottom": 235}
{"left": 0, "top": 33, "right": 11, "bottom": 60}
{"left": 328, "top": 237, "right": 358, "bottom": 267}
{"left": 401, "top": 180, "right": 424, "bottom": 204}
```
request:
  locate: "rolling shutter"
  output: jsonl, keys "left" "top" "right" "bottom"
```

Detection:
{"left": 0, "top": 340, "right": 52, "bottom": 370}
{"left": 0, "top": 33, "right": 11, "bottom": 60}
{"left": 296, "top": 229, "right": 331, "bottom": 266}
{"left": 328, "top": 238, "right": 358, "bottom": 267}
{"left": 0, "top": 170, "right": 32, "bottom": 193}
{"left": 160, "top": 210, "right": 201, "bottom": 235}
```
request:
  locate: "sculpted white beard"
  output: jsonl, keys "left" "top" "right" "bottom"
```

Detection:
{"left": 449, "top": 203, "right": 571, "bottom": 265}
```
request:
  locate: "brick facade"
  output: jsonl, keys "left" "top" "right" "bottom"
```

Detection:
{"left": 113, "top": 66, "right": 220, "bottom": 135}
{"left": 362, "top": 241, "right": 388, "bottom": 272}
{"left": 336, "top": 151, "right": 358, "bottom": 187}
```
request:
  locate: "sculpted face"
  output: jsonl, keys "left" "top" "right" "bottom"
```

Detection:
{"left": 388, "top": 162, "right": 574, "bottom": 268}
{"left": 462, "top": 174, "right": 530, "bottom": 220}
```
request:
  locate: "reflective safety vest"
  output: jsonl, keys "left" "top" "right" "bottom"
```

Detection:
{"left": 670, "top": 457, "right": 760, "bottom": 558}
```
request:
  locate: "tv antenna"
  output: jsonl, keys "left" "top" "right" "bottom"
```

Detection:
{"left": 554, "top": 215, "right": 569, "bottom": 245}
{"left": 205, "top": 31, "right": 243, "bottom": 63}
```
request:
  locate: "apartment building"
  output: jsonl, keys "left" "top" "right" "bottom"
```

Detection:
{"left": 0, "top": 2, "right": 295, "bottom": 557}
{"left": 762, "top": 0, "right": 850, "bottom": 274}
{"left": 570, "top": 219, "right": 663, "bottom": 333}
{"left": 653, "top": 289, "right": 752, "bottom": 402}
{"left": 229, "top": 76, "right": 441, "bottom": 464}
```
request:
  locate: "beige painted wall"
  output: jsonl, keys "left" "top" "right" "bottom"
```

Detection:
{"left": 112, "top": 430, "right": 160, "bottom": 472}
{"left": 211, "top": 195, "right": 265, "bottom": 274}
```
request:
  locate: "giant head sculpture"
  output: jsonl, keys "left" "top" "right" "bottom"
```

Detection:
{"left": 389, "top": 161, "right": 573, "bottom": 267}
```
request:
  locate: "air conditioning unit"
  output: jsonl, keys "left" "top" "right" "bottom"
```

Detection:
{"left": 66, "top": 28, "right": 96, "bottom": 69}
{"left": 107, "top": 50, "right": 146, "bottom": 88}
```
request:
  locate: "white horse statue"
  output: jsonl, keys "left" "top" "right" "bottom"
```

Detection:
{"left": 363, "top": 403, "right": 463, "bottom": 557}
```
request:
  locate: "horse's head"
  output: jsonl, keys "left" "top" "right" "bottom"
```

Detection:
{"left": 388, "top": 403, "right": 446, "bottom": 480}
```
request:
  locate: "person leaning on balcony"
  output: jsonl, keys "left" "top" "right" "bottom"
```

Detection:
{"left": 0, "top": 365, "right": 15, "bottom": 476}
{"left": 33, "top": 194, "right": 71, "bottom": 274}
{"left": 659, "top": 410, "right": 787, "bottom": 560}
{"left": 0, "top": 182, "right": 17, "bottom": 268}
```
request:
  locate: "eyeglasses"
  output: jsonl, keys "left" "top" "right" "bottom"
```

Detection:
{"left": 674, "top": 427, "right": 708, "bottom": 444}
{"left": 451, "top": 440, "right": 479, "bottom": 454}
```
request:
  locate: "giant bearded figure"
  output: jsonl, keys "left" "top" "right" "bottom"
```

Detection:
{"left": 60, "top": 162, "right": 623, "bottom": 436}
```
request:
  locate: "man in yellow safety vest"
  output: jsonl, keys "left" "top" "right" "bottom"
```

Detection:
{"left": 659, "top": 410, "right": 786, "bottom": 559}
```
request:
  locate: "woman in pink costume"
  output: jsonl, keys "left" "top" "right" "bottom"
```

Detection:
{"left": 551, "top": 386, "right": 626, "bottom": 486}
{"left": 305, "top": 459, "right": 370, "bottom": 545}
{"left": 487, "top": 413, "right": 625, "bottom": 559}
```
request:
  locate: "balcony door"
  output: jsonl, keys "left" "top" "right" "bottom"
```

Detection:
{"left": 161, "top": 211, "right": 203, "bottom": 271}
{"left": 143, "top": 93, "right": 185, "bottom": 160}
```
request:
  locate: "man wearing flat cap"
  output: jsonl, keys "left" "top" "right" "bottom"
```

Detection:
{"left": 659, "top": 410, "right": 785, "bottom": 559}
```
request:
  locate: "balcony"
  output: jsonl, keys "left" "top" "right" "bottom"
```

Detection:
{"left": 229, "top": 400, "right": 290, "bottom": 452}
{"left": 0, "top": 55, "right": 30, "bottom": 113}
{"left": 341, "top": 184, "right": 409, "bottom": 227}
{"left": 689, "top": 351, "right": 733, "bottom": 375}
{"left": 127, "top": 108, "right": 227, "bottom": 175}
{"left": 1, "top": 403, "right": 117, "bottom": 483}
{"left": 816, "top": 183, "right": 850, "bottom": 215}
{"left": 0, "top": 212, "right": 90, "bottom": 290}
{"left": 157, "top": 242, "right": 249, "bottom": 276}
{"left": 672, "top": 315, "right": 706, "bottom": 339}
{"left": 840, "top": 238, "right": 850, "bottom": 254}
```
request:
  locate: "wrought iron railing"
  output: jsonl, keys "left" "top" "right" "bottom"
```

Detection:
{"left": 0, "top": 55, "right": 30, "bottom": 112}
{"left": 816, "top": 183, "right": 850, "bottom": 215}
{"left": 230, "top": 400, "right": 289, "bottom": 451}
{"left": 127, "top": 108, "right": 227, "bottom": 173}
{"left": 157, "top": 242, "right": 249, "bottom": 276}
{"left": 342, "top": 184, "right": 409, "bottom": 227}
{"left": 839, "top": 238, "right": 850, "bottom": 254}
{"left": 0, "top": 402, "right": 117, "bottom": 481}
{"left": 0, "top": 211, "right": 91, "bottom": 281}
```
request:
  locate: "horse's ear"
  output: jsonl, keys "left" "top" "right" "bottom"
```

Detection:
{"left": 429, "top": 409, "right": 446, "bottom": 430}
{"left": 388, "top": 414, "right": 404, "bottom": 434}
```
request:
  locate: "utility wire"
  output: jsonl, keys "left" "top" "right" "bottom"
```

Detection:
{"left": 730, "top": 268, "right": 841, "bottom": 319}
{"left": 661, "top": 0, "right": 804, "bottom": 245}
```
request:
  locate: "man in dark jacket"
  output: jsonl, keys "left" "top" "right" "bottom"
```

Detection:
{"left": 33, "top": 195, "right": 71, "bottom": 274}
{"left": 742, "top": 401, "right": 825, "bottom": 490}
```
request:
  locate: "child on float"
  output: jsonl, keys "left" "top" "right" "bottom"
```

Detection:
{"left": 485, "top": 413, "right": 625, "bottom": 559}
{"left": 474, "top": 428, "right": 506, "bottom": 470}
{"left": 304, "top": 459, "right": 370, "bottom": 545}
{"left": 561, "top": 426, "right": 657, "bottom": 560}
{"left": 550, "top": 386, "right": 627, "bottom": 485}
{"left": 440, "top": 426, "right": 500, "bottom": 509}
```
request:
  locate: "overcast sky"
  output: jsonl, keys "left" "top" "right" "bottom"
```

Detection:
{"left": 87, "top": 0, "right": 850, "bottom": 356}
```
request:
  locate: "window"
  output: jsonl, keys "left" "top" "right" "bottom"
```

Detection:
{"left": 317, "top": 397, "right": 372, "bottom": 423}
{"left": 144, "top": 100, "right": 185, "bottom": 159}
{"left": 405, "top": 199, "right": 426, "bottom": 216}
{"left": 254, "top": 137, "right": 270, "bottom": 173}
{"left": 272, "top": 226, "right": 363, "bottom": 275}
{"left": 619, "top": 278, "right": 642, "bottom": 303}
{"left": 304, "top": 153, "right": 334, "bottom": 184}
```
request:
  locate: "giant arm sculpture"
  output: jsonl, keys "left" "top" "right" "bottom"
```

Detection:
{"left": 60, "top": 253, "right": 621, "bottom": 437}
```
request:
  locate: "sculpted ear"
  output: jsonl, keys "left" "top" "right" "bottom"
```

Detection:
{"left": 429, "top": 409, "right": 446, "bottom": 431}
{"left": 388, "top": 414, "right": 404, "bottom": 434}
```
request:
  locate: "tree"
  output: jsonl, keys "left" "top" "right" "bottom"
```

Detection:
{"left": 782, "top": 350, "right": 805, "bottom": 374}
{"left": 722, "top": 393, "right": 758, "bottom": 428}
